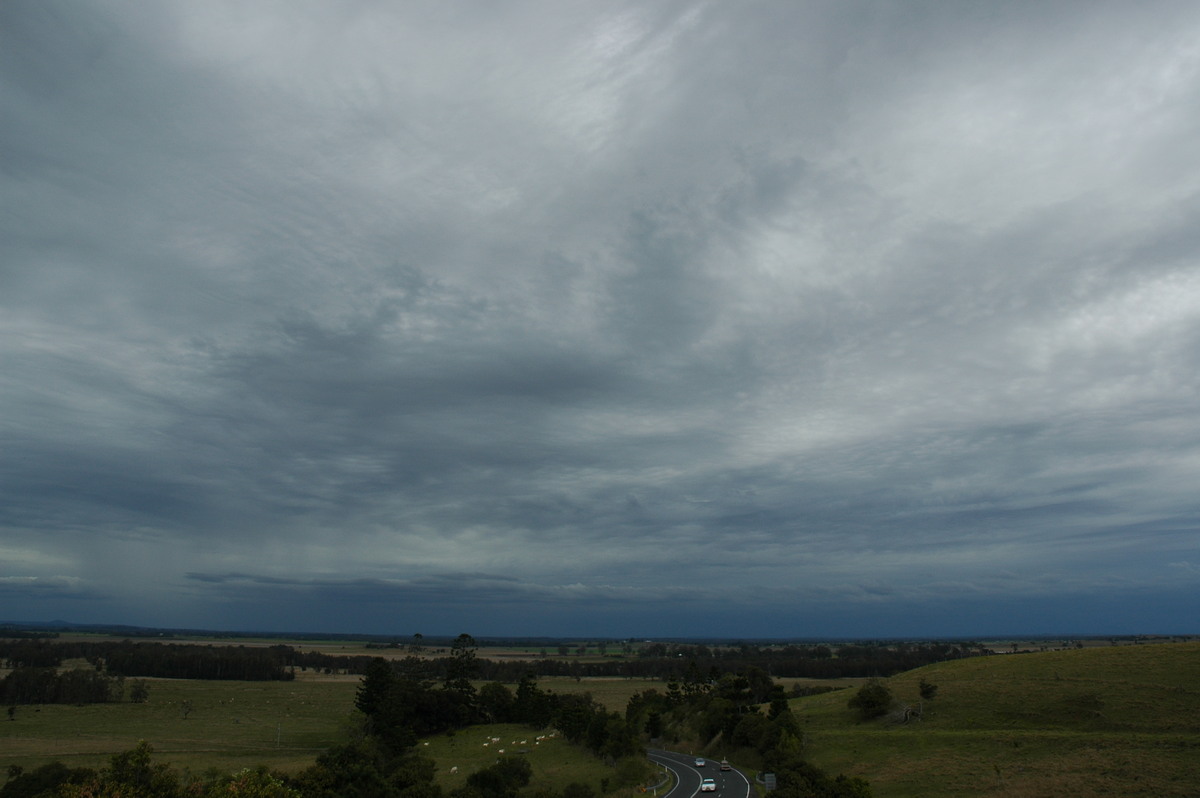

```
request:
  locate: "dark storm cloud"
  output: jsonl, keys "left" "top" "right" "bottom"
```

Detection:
{"left": 3, "top": 0, "right": 1200, "bottom": 635}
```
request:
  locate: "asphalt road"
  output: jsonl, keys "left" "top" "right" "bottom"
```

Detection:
{"left": 646, "top": 750, "right": 753, "bottom": 798}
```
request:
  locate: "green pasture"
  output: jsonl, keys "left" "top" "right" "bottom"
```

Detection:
{"left": 0, "top": 676, "right": 359, "bottom": 776}
{"left": 536, "top": 677, "right": 664, "bottom": 713}
{"left": 794, "top": 641, "right": 1200, "bottom": 797}
{"left": 419, "top": 723, "right": 657, "bottom": 796}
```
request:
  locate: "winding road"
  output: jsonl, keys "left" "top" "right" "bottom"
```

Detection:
{"left": 646, "top": 750, "right": 753, "bottom": 798}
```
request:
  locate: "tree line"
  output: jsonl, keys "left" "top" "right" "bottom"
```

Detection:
{"left": 464, "top": 641, "right": 979, "bottom": 683}
{"left": 0, "top": 637, "right": 980, "bottom": 683}
{"left": 0, "top": 640, "right": 295, "bottom": 681}
{"left": 1, "top": 667, "right": 151, "bottom": 707}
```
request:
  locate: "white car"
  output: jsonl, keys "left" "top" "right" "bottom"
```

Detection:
{"left": 700, "top": 778, "right": 717, "bottom": 792}
{"left": 694, "top": 758, "right": 706, "bottom": 767}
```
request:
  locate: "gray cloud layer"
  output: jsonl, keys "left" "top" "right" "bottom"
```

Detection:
{"left": 3, "top": 0, "right": 1199, "bottom": 636}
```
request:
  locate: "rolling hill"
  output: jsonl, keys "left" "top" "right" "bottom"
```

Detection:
{"left": 793, "top": 640, "right": 1200, "bottom": 797}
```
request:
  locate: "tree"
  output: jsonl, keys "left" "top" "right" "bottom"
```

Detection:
{"left": 847, "top": 680, "right": 892, "bottom": 720}
{"left": 477, "top": 681, "right": 515, "bottom": 723}
{"left": 294, "top": 739, "right": 439, "bottom": 798}
{"left": 731, "top": 711, "right": 770, "bottom": 750}
{"left": 561, "top": 783, "right": 596, "bottom": 798}
{"left": 768, "top": 688, "right": 793, "bottom": 723}
{"left": 744, "top": 666, "right": 775, "bottom": 703}
{"left": 765, "top": 747, "right": 872, "bottom": 798}
{"left": 204, "top": 767, "right": 300, "bottom": 797}
{"left": 1, "top": 762, "right": 97, "bottom": 798}
{"left": 698, "top": 696, "right": 739, "bottom": 741}
{"left": 919, "top": 678, "right": 938, "bottom": 700}
{"left": 666, "top": 681, "right": 683, "bottom": 704}
{"left": 644, "top": 710, "right": 663, "bottom": 739}
{"left": 444, "top": 634, "right": 479, "bottom": 698}
{"left": 356, "top": 658, "right": 397, "bottom": 717}
{"left": 465, "top": 757, "right": 532, "bottom": 798}
{"left": 598, "top": 713, "right": 641, "bottom": 760}
{"left": 556, "top": 693, "right": 603, "bottom": 744}
{"left": 295, "top": 740, "right": 395, "bottom": 798}
{"left": 129, "top": 679, "right": 150, "bottom": 703}
{"left": 712, "top": 673, "right": 753, "bottom": 709}
{"left": 513, "top": 674, "right": 556, "bottom": 728}
{"left": 682, "top": 661, "right": 706, "bottom": 699}
{"left": 57, "top": 740, "right": 182, "bottom": 797}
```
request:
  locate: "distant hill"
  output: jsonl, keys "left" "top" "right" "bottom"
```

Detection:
{"left": 794, "top": 640, "right": 1200, "bottom": 797}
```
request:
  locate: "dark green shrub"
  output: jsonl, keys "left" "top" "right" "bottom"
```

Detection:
{"left": 847, "top": 680, "right": 892, "bottom": 719}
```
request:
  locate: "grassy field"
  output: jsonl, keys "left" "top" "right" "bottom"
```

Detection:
{"left": 418, "top": 723, "right": 657, "bottom": 795}
{"left": 536, "top": 677, "right": 664, "bottom": 713}
{"left": 794, "top": 641, "right": 1200, "bottom": 797}
{"left": 0, "top": 674, "right": 360, "bottom": 776}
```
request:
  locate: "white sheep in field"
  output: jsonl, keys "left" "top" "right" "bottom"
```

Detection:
{"left": 450, "top": 767, "right": 458, "bottom": 775}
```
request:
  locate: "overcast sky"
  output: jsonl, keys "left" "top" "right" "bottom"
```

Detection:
{"left": 3, "top": 1, "right": 1200, "bottom": 639}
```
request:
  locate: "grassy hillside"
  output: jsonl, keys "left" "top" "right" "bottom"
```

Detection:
{"left": 795, "top": 641, "right": 1200, "bottom": 797}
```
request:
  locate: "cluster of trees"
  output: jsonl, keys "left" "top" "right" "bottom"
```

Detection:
{"left": 0, "top": 640, "right": 64, "bottom": 669}
{"left": 0, "top": 667, "right": 147, "bottom": 707}
{"left": 1, "top": 742, "right": 301, "bottom": 798}
{"left": 294, "top": 633, "right": 651, "bottom": 797}
{"left": 2, "top": 739, "right": 538, "bottom": 798}
{"left": 620, "top": 671, "right": 872, "bottom": 797}
{"left": 354, "top": 636, "right": 644, "bottom": 766}
{"left": 1, "top": 667, "right": 113, "bottom": 706}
